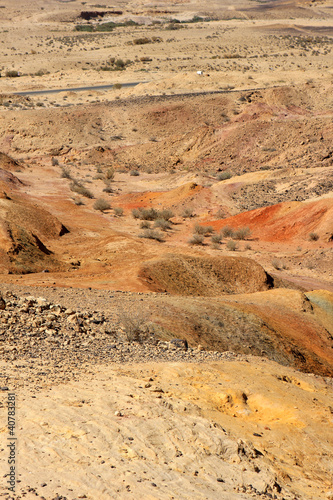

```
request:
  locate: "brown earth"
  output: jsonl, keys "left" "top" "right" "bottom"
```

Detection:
{"left": 0, "top": 0, "right": 332, "bottom": 498}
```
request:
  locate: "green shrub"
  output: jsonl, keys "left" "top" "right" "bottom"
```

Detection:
{"left": 93, "top": 198, "right": 111, "bottom": 212}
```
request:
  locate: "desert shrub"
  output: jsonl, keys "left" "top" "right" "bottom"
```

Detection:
{"left": 217, "top": 171, "right": 232, "bottom": 181}
{"left": 221, "top": 226, "right": 234, "bottom": 238}
{"left": 160, "top": 209, "right": 174, "bottom": 221}
{"left": 211, "top": 233, "right": 222, "bottom": 244}
{"left": 51, "top": 157, "right": 59, "bottom": 166}
{"left": 272, "top": 259, "right": 287, "bottom": 270}
{"left": 234, "top": 226, "right": 252, "bottom": 240}
{"left": 188, "top": 234, "right": 204, "bottom": 245}
{"left": 105, "top": 168, "right": 115, "bottom": 180}
{"left": 227, "top": 240, "right": 238, "bottom": 251}
{"left": 94, "top": 173, "right": 105, "bottom": 180}
{"left": 133, "top": 37, "right": 151, "bottom": 45}
{"left": 140, "top": 221, "right": 151, "bottom": 229}
{"left": 140, "top": 56, "right": 152, "bottom": 62}
{"left": 139, "top": 229, "right": 164, "bottom": 242}
{"left": 309, "top": 232, "right": 319, "bottom": 241}
{"left": 182, "top": 207, "right": 194, "bottom": 218}
{"left": 103, "top": 185, "right": 113, "bottom": 193}
{"left": 61, "top": 167, "right": 72, "bottom": 179}
{"left": 245, "top": 243, "right": 252, "bottom": 250}
{"left": 117, "top": 307, "right": 149, "bottom": 343}
{"left": 113, "top": 83, "right": 122, "bottom": 89}
{"left": 130, "top": 170, "right": 140, "bottom": 176}
{"left": 93, "top": 198, "right": 111, "bottom": 212}
{"left": 212, "top": 242, "right": 221, "bottom": 250}
{"left": 6, "top": 70, "right": 19, "bottom": 78}
{"left": 154, "top": 219, "right": 171, "bottom": 231}
{"left": 70, "top": 182, "right": 94, "bottom": 199}
{"left": 34, "top": 69, "right": 49, "bottom": 77}
{"left": 194, "top": 223, "right": 214, "bottom": 236}
{"left": 113, "top": 207, "right": 123, "bottom": 217}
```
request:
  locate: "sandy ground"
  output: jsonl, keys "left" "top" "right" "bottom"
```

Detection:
{"left": 0, "top": 0, "right": 333, "bottom": 498}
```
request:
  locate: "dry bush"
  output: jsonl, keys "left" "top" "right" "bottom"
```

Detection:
{"left": 113, "top": 207, "right": 124, "bottom": 217}
{"left": 117, "top": 307, "right": 150, "bottom": 343}
{"left": 61, "top": 167, "right": 72, "bottom": 179}
{"left": 139, "top": 229, "right": 164, "bottom": 242}
{"left": 154, "top": 219, "right": 171, "bottom": 231}
{"left": 106, "top": 168, "right": 115, "bottom": 180}
{"left": 227, "top": 240, "right": 238, "bottom": 251}
{"left": 130, "top": 170, "right": 140, "bottom": 176}
{"left": 211, "top": 233, "right": 222, "bottom": 244}
{"left": 182, "top": 207, "right": 194, "bottom": 218}
{"left": 217, "top": 171, "right": 232, "bottom": 181}
{"left": 70, "top": 181, "right": 94, "bottom": 199}
{"left": 309, "top": 232, "right": 319, "bottom": 241}
{"left": 221, "top": 226, "right": 234, "bottom": 238}
{"left": 194, "top": 223, "right": 214, "bottom": 236}
{"left": 140, "top": 221, "right": 151, "bottom": 229}
{"left": 93, "top": 198, "right": 111, "bottom": 212}
{"left": 188, "top": 234, "right": 204, "bottom": 245}
{"left": 234, "top": 227, "right": 252, "bottom": 240}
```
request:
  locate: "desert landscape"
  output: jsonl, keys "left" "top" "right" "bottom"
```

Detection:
{"left": 0, "top": 0, "right": 333, "bottom": 498}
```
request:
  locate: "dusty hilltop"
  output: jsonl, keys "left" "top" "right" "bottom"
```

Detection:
{"left": 0, "top": 0, "right": 333, "bottom": 498}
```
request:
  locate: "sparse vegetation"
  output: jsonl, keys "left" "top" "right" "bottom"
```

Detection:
{"left": 70, "top": 181, "right": 94, "bottom": 199}
{"left": 194, "top": 224, "right": 214, "bottom": 236}
{"left": 61, "top": 167, "right": 72, "bottom": 179}
{"left": 5, "top": 70, "right": 19, "bottom": 78}
{"left": 227, "top": 240, "right": 238, "bottom": 251}
{"left": 132, "top": 207, "right": 173, "bottom": 221}
{"left": 117, "top": 307, "right": 150, "bottom": 343}
{"left": 234, "top": 227, "right": 252, "bottom": 240}
{"left": 211, "top": 233, "right": 222, "bottom": 244}
{"left": 188, "top": 234, "right": 204, "bottom": 245}
{"left": 93, "top": 198, "right": 111, "bottom": 212}
{"left": 309, "top": 232, "right": 319, "bottom": 241}
{"left": 217, "top": 171, "right": 232, "bottom": 181}
{"left": 182, "top": 208, "right": 194, "bottom": 218}
{"left": 51, "top": 157, "right": 59, "bottom": 166}
{"left": 130, "top": 170, "right": 140, "bottom": 176}
{"left": 139, "top": 229, "right": 164, "bottom": 242}
{"left": 140, "top": 221, "right": 151, "bottom": 229}
{"left": 221, "top": 226, "right": 234, "bottom": 238}
{"left": 154, "top": 219, "right": 171, "bottom": 231}
{"left": 113, "top": 207, "right": 124, "bottom": 217}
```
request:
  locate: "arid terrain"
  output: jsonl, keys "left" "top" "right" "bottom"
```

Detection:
{"left": 0, "top": 0, "right": 333, "bottom": 498}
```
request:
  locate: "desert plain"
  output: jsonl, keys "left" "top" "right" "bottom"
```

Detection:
{"left": 0, "top": 0, "right": 333, "bottom": 498}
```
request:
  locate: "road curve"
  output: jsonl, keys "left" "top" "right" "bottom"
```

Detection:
{"left": 13, "top": 81, "right": 148, "bottom": 96}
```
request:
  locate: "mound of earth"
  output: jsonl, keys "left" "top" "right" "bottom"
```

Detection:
{"left": 0, "top": 194, "right": 68, "bottom": 273}
{"left": 149, "top": 288, "right": 333, "bottom": 377}
{"left": 0, "top": 152, "right": 23, "bottom": 172}
{"left": 208, "top": 198, "right": 333, "bottom": 243}
{"left": 139, "top": 254, "right": 272, "bottom": 295}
